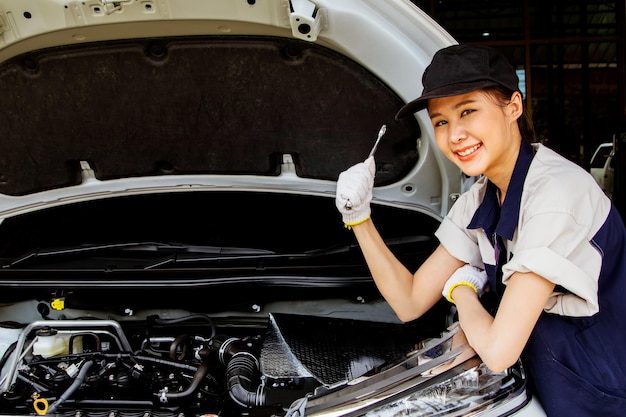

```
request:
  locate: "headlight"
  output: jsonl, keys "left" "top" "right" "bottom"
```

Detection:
{"left": 364, "top": 361, "right": 529, "bottom": 416}
{"left": 299, "top": 324, "right": 531, "bottom": 417}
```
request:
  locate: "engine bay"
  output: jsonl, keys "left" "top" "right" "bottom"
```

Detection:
{"left": 0, "top": 301, "right": 448, "bottom": 417}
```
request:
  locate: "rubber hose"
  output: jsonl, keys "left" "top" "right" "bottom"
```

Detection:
{"left": 47, "top": 360, "right": 94, "bottom": 414}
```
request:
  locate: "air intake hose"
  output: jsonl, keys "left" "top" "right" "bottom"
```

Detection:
{"left": 209, "top": 335, "right": 266, "bottom": 408}
{"left": 209, "top": 335, "right": 311, "bottom": 409}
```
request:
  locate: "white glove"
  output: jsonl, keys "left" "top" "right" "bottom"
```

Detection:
{"left": 335, "top": 156, "right": 376, "bottom": 226}
{"left": 442, "top": 265, "right": 488, "bottom": 304}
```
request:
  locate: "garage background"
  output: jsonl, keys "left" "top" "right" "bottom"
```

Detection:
{"left": 411, "top": 0, "right": 626, "bottom": 216}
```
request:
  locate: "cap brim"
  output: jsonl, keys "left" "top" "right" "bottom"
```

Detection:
{"left": 395, "top": 80, "right": 499, "bottom": 120}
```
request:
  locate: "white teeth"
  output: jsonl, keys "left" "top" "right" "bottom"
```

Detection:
{"left": 458, "top": 144, "right": 480, "bottom": 157}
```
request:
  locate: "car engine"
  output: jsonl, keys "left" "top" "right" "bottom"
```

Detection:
{"left": 0, "top": 306, "right": 440, "bottom": 417}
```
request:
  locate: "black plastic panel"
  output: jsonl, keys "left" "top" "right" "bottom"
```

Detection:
{"left": 261, "top": 313, "right": 439, "bottom": 386}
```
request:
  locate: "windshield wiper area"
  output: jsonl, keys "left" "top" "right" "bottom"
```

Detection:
{"left": 1, "top": 242, "right": 277, "bottom": 269}
{"left": 142, "top": 235, "right": 432, "bottom": 269}
{"left": 1, "top": 235, "right": 433, "bottom": 270}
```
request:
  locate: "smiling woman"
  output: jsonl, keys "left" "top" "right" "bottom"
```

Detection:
{"left": 337, "top": 44, "right": 626, "bottom": 417}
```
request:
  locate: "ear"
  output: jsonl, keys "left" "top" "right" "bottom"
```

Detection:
{"left": 507, "top": 91, "right": 524, "bottom": 120}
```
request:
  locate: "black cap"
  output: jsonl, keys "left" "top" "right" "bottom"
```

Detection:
{"left": 395, "top": 44, "right": 520, "bottom": 119}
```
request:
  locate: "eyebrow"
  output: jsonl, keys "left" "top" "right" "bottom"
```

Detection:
{"left": 429, "top": 98, "right": 478, "bottom": 119}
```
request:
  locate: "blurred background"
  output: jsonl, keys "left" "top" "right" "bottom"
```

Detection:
{"left": 411, "top": 0, "right": 626, "bottom": 215}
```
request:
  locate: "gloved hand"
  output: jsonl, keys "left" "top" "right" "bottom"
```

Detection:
{"left": 335, "top": 156, "right": 376, "bottom": 227}
{"left": 442, "top": 265, "right": 488, "bottom": 304}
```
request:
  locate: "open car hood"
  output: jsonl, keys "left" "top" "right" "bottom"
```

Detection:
{"left": 0, "top": 0, "right": 461, "bottom": 219}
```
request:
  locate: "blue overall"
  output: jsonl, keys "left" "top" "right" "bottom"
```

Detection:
{"left": 466, "top": 142, "right": 626, "bottom": 416}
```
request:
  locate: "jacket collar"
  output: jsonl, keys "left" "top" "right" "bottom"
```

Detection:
{"left": 467, "top": 141, "right": 535, "bottom": 241}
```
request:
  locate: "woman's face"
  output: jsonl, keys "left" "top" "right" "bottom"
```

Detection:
{"left": 428, "top": 90, "right": 523, "bottom": 186}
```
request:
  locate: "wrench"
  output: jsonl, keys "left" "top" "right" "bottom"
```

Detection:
{"left": 368, "top": 124, "right": 387, "bottom": 158}
{"left": 344, "top": 124, "right": 387, "bottom": 210}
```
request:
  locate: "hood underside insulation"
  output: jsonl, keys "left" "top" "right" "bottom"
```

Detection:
{"left": 0, "top": 36, "right": 420, "bottom": 196}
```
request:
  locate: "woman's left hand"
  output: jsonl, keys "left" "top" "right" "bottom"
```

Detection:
{"left": 442, "top": 264, "right": 489, "bottom": 303}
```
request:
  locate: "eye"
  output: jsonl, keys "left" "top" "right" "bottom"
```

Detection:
{"left": 433, "top": 119, "right": 447, "bottom": 127}
{"left": 460, "top": 108, "right": 475, "bottom": 117}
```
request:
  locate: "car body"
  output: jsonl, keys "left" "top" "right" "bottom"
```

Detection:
{"left": 590, "top": 142, "right": 614, "bottom": 199}
{"left": 0, "top": 1, "right": 545, "bottom": 416}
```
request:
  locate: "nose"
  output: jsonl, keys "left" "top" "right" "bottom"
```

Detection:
{"left": 449, "top": 120, "right": 467, "bottom": 144}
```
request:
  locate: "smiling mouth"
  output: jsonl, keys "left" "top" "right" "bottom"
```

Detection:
{"left": 456, "top": 144, "right": 481, "bottom": 157}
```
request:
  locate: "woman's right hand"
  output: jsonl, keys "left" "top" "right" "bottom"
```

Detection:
{"left": 335, "top": 156, "right": 376, "bottom": 227}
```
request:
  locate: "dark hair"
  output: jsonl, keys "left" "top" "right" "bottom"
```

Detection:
{"left": 483, "top": 86, "right": 537, "bottom": 143}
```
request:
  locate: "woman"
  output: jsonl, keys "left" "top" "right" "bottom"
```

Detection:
{"left": 335, "top": 44, "right": 626, "bottom": 416}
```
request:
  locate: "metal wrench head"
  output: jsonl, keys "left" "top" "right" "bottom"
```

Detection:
{"left": 344, "top": 124, "right": 387, "bottom": 211}
{"left": 368, "top": 124, "right": 387, "bottom": 158}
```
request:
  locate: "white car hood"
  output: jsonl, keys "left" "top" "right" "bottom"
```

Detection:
{"left": 0, "top": 0, "right": 460, "bottom": 220}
